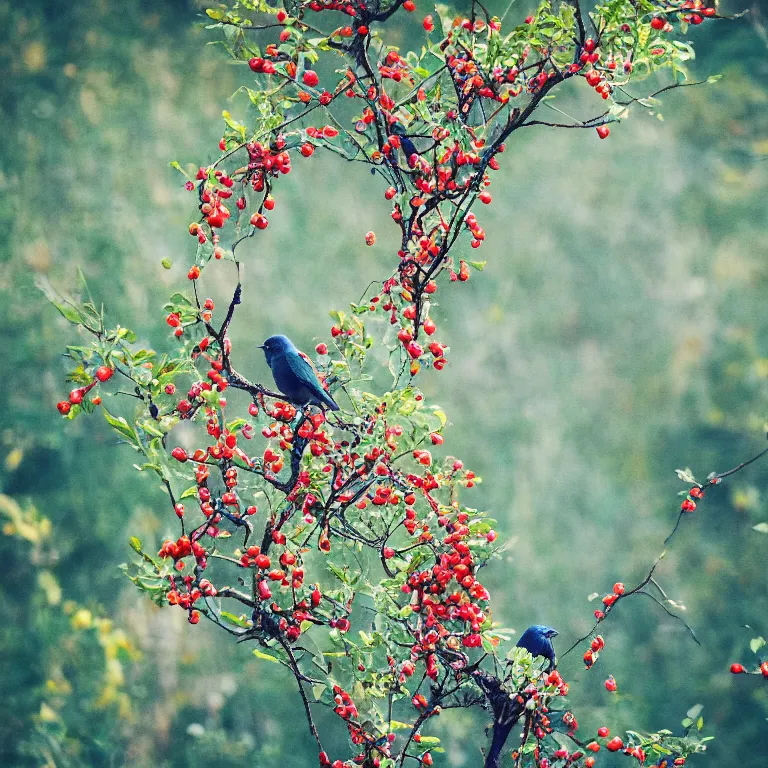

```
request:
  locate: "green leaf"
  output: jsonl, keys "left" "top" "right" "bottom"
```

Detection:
{"left": 312, "top": 683, "right": 326, "bottom": 700}
{"left": 35, "top": 275, "right": 83, "bottom": 324}
{"left": 750, "top": 636, "right": 766, "bottom": 654}
{"left": 467, "top": 260, "right": 486, "bottom": 271}
{"left": 752, "top": 522, "right": 768, "bottom": 533}
{"left": 180, "top": 486, "right": 198, "bottom": 500}
{"left": 129, "top": 536, "right": 142, "bottom": 553}
{"left": 161, "top": 258, "right": 172, "bottom": 269}
{"left": 103, "top": 408, "right": 141, "bottom": 448}
{"left": 390, "top": 720, "right": 414, "bottom": 730}
{"left": 221, "top": 611, "right": 252, "bottom": 628}
{"left": 686, "top": 704, "right": 704, "bottom": 720}
{"left": 253, "top": 648, "right": 281, "bottom": 664}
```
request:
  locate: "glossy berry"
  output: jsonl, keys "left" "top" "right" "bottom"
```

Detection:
{"left": 57, "top": 401, "right": 71, "bottom": 415}
{"left": 171, "top": 447, "right": 188, "bottom": 462}
{"left": 303, "top": 70, "right": 319, "bottom": 87}
{"left": 95, "top": 365, "right": 114, "bottom": 382}
{"left": 596, "top": 125, "right": 610, "bottom": 139}
{"left": 730, "top": 663, "right": 746, "bottom": 674}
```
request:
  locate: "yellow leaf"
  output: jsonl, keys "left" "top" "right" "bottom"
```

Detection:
{"left": 5, "top": 448, "right": 23, "bottom": 472}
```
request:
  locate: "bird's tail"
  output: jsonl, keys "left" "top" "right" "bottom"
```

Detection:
{"left": 485, "top": 719, "right": 514, "bottom": 768}
{"left": 319, "top": 389, "right": 340, "bottom": 411}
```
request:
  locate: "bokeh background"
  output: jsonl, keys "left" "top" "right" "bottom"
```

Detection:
{"left": 2, "top": 0, "right": 767, "bottom": 765}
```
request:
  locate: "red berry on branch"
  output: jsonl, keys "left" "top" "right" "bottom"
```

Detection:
{"left": 597, "top": 727, "right": 609, "bottom": 738}
{"left": 605, "top": 737, "right": 623, "bottom": 752}
{"left": 57, "top": 401, "right": 71, "bottom": 415}
{"left": 171, "top": 447, "right": 188, "bottom": 462}
{"left": 301, "top": 143, "right": 315, "bottom": 157}
{"left": 730, "top": 663, "right": 746, "bottom": 674}
{"left": 596, "top": 125, "right": 610, "bottom": 139}
{"left": 250, "top": 213, "right": 269, "bottom": 229}
{"left": 316, "top": 343, "right": 328, "bottom": 355}
{"left": 403, "top": 0, "right": 416, "bottom": 11}
{"left": 302, "top": 70, "right": 319, "bottom": 87}
{"left": 95, "top": 365, "right": 114, "bottom": 382}
{"left": 604, "top": 675, "right": 617, "bottom": 692}
{"left": 69, "top": 388, "right": 84, "bottom": 404}
{"left": 423, "top": 14, "right": 434, "bottom": 31}
{"left": 761, "top": 661, "right": 768, "bottom": 678}
{"left": 613, "top": 582, "right": 625, "bottom": 595}
{"left": 681, "top": 498, "right": 696, "bottom": 513}
{"left": 365, "top": 231, "right": 376, "bottom": 246}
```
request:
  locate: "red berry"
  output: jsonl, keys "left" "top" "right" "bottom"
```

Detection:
{"left": 651, "top": 16, "right": 666, "bottom": 30}
{"left": 403, "top": 0, "right": 415, "bottom": 10}
{"left": 423, "top": 14, "right": 434, "bottom": 31}
{"left": 730, "top": 663, "right": 746, "bottom": 674}
{"left": 613, "top": 582, "right": 625, "bottom": 595}
{"left": 760, "top": 662, "right": 768, "bottom": 678}
{"left": 604, "top": 675, "right": 617, "bottom": 692}
{"left": 69, "top": 388, "right": 84, "bottom": 404}
{"left": 302, "top": 70, "right": 319, "bottom": 87}
{"left": 605, "top": 737, "right": 623, "bottom": 752}
{"left": 597, "top": 727, "right": 610, "bottom": 738}
{"left": 95, "top": 365, "right": 114, "bottom": 382}
{"left": 681, "top": 498, "right": 696, "bottom": 513}
{"left": 596, "top": 125, "right": 610, "bottom": 139}
{"left": 301, "top": 143, "right": 315, "bottom": 157}
{"left": 57, "top": 401, "right": 71, "bottom": 415}
{"left": 188, "top": 265, "right": 201, "bottom": 280}
{"left": 316, "top": 343, "right": 328, "bottom": 355}
{"left": 171, "top": 447, "right": 188, "bottom": 462}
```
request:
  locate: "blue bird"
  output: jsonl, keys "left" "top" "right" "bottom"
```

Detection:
{"left": 390, "top": 122, "right": 418, "bottom": 168}
{"left": 516, "top": 625, "right": 558, "bottom": 671}
{"left": 260, "top": 335, "right": 339, "bottom": 411}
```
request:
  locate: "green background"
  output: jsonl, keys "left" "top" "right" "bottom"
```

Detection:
{"left": 2, "top": 0, "right": 767, "bottom": 765}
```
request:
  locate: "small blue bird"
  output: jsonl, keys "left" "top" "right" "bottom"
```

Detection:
{"left": 516, "top": 625, "right": 558, "bottom": 671}
{"left": 390, "top": 122, "right": 418, "bottom": 168}
{"left": 260, "top": 335, "right": 339, "bottom": 411}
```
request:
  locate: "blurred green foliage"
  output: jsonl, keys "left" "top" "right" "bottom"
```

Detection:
{"left": 2, "top": 0, "right": 767, "bottom": 765}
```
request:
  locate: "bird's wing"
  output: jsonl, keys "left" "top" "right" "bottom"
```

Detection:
{"left": 286, "top": 351, "right": 339, "bottom": 410}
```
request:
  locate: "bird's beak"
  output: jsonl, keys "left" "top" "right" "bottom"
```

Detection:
{"left": 257, "top": 345, "right": 266, "bottom": 350}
